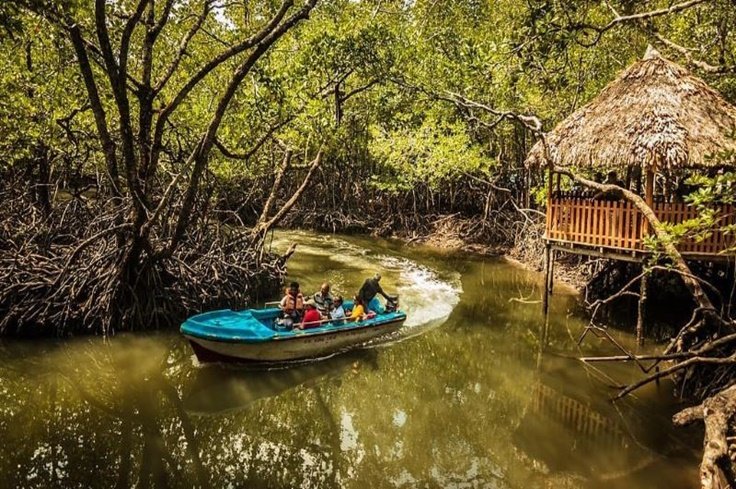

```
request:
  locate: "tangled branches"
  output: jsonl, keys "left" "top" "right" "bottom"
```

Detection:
{"left": 0, "top": 182, "right": 285, "bottom": 336}
{"left": 579, "top": 260, "right": 736, "bottom": 488}
{"left": 674, "top": 385, "right": 736, "bottom": 489}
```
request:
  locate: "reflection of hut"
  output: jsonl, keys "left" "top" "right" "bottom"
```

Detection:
{"left": 514, "top": 378, "right": 686, "bottom": 484}
{"left": 528, "top": 382, "right": 629, "bottom": 450}
{"left": 526, "top": 46, "right": 736, "bottom": 261}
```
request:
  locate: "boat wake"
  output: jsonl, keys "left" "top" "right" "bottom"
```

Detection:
{"left": 376, "top": 255, "right": 461, "bottom": 329}
{"left": 269, "top": 231, "right": 463, "bottom": 352}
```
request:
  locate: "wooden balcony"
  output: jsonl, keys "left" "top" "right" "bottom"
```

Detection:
{"left": 546, "top": 196, "right": 736, "bottom": 260}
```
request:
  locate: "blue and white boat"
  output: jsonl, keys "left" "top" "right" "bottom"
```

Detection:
{"left": 181, "top": 301, "right": 407, "bottom": 363}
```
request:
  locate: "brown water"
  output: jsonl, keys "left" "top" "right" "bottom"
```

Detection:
{"left": 0, "top": 231, "right": 701, "bottom": 488}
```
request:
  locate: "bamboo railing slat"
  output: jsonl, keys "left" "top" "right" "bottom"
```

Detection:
{"left": 546, "top": 197, "right": 734, "bottom": 256}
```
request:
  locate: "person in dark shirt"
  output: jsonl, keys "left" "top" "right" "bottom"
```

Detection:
{"left": 594, "top": 170, "right": 625, "bottom": 200}
{"left": 358, "top": 273, "right": 391, "bottom": 313}
{"left": 604, "top": 170, "right": 625, "bottom": 188}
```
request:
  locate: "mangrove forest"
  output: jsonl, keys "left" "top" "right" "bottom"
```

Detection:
{"left": 1, "top": 0, "right": 736, "bottom": 488}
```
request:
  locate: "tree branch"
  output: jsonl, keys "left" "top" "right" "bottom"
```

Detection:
{"left": 652, "top": 32, "right": 736, "bottom": 74}
{"left": 166, "top": 0, "right": 318, "bottom": 254}
{"left": 213, "top": 117, "right": 292, "bottom": 161}
{"left": 600, "top": 0, "right": 708, "bottom": 32}
{"left": 153, "top": 0, "right": 214, "bottom": 94}
{"left": 257, "top": 148, "right": 292, "bottom": 223}
{"left": 258, "top": 148, "right": 323, "bottom": 234}
{"left": 119, "top": 0, "right": 150, "bottom": 80}
{"left": 149, "top": 0, "right": 296, "bottom": 183}
{"left": 339, "top": 78, "right": 380, "bottom": 103}
{"left": 573, "top": 0, "right": 709, "bottom": 47}
{"left": 68, "top": 23, "right": 121, "bottom": 197}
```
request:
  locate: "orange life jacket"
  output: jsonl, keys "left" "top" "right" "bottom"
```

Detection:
{"left": 281, "top": 292, "right": 304, "bottom": 312}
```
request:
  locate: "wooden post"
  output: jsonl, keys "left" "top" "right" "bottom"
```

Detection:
{"left": 637, "top": 269, "right": 649, "bottom": 346}
{"left": 542, "top": 243, "right": 552, "bottom": 316}
{"left": 645, "top": 168, "right": 655, "bottom": 206}
{"left": 540, "top": 243, "right": 553, "bottom": 351}
{"left": 542, "top": 166, "right": 554, "bottom": 348}
{"left": 642, "top": 167, "right": 655, "bottom": 237}
{"left": 545, "top": 166, "right": 554, "bottom": 240}
{"left": 548, "top": 247, "right": 555, "bottom": 296}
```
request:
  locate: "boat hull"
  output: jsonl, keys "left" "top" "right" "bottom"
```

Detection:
{"left": 184, "top": 317, "right": 405, "bottom": 363}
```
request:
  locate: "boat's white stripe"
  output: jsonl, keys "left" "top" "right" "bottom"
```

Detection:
{"left": 185, "top": 319, "right": 404, "bottom": 362}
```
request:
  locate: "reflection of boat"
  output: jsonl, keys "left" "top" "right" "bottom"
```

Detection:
{"left": 181, "top": 303, "right": 407, "bottom": 363}
{"left": 184, "top": 352, "right": 364, "bottom": 415}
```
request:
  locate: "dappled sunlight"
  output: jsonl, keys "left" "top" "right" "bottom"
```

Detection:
{"left": 0, "top": 232, "right": 700, "bottom": 488}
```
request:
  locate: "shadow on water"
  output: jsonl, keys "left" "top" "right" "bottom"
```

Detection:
{"left": 0, "top": 231, "right": 703, "bottom": 488}
{"left": 512, "top": 354, "right": 701, "bottom": 488}
{"left": 183, "top": 350, "right": 376, "bottom": 416}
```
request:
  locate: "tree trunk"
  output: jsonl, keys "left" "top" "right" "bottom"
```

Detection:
{"left": 250, "top": 149, "right": 323, "bottom": 248}
{"left": 554, "top": 168, "right": 716, "bottom": 320}
{"left": 674, "top": 385, "right": 736, "bottom": 489}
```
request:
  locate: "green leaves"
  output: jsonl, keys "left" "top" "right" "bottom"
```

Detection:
{"left": 369, "top": 116, "right": 491, "bottom": 192}
{"left": 4, "top": 0, "right": 735, "bottom": 220}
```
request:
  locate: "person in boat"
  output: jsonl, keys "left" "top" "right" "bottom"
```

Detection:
{"left": 279, "top": 281, "right": 304, "bottom": 327}
{"left": 299, "top": 299, "right": 323, "bottom": 329}
{"left": 330, "top": 295, "right": 346, "bottom": 323}
{"left": 349, "top": 296, "right": 366, "bottom": 321}
{"left": 358, "top": 273, "right": 391, "bottom": 313}
{"left": 313, "top": 282, "right": 333, "bottom": 315}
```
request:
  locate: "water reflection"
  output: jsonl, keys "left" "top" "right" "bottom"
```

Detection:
{"left": 184, "top": 351, "right": 371, "bottom": 416}
{"left": 0, "top": 232, "right": 701, "bottom": 488}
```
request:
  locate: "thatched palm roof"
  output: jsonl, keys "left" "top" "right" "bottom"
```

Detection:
{"left": 526, "top": 46, "right": 736, "bottom": 170}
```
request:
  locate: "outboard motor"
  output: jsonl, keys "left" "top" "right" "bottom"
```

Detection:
{"left": 385, "top": 295, "right": 399, "bottom": 313}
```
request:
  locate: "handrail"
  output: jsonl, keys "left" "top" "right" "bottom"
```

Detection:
{"left": 265, "top": 304, "right": 352, "bottom": 321}
{"left": 284, "top": 312, "right": 377, "bottom": 329}
{"left": 546, "top": 197, "right": 735, "bottom": 255}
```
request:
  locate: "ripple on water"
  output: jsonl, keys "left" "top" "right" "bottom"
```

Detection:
{"left": 271, "top": 231, "right": 462, "bottom": 333}
{"left": 376, "top": 254, "right": 462, "bottom": 329}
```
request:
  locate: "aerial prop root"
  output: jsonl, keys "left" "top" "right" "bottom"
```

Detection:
{"left": 0, "top": 185, "right": 287, "bottom": 335}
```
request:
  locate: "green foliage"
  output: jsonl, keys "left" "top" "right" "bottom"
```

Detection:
{"left": 0, "top": 12, "right": 92, "bottom": 169}
{"left": 4, "top": 0, "right": 736, "bottom": 221}
{"left": 682, "top": 171, "right": 736, "bottom": 253}
{"left": 368, "top": 116, "right": 491, "bottom": 192}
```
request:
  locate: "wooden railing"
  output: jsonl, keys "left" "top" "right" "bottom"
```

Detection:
{"left": 546, "top": 197, "right": 736, "bottom": 256}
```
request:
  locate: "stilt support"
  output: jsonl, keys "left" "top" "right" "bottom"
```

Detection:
{"left": 542, "top": 244, "right": 554, "bottom": 348}
{"left": 636, "top": 269, "right": 649, "bottom": 346}
{"left": 542, "top": 243, "right": 552, "bottom": 317}
{"left": 548, "top": 248, "right": 555, "bottom": 296}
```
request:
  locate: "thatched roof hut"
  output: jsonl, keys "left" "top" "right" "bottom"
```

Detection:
{"left": 526, "top": 46, "right": 736, "bottom": 170}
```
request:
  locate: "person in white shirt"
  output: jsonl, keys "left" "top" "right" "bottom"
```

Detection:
{"left": 330, "top": 296, "right": 346, "bottom": 324}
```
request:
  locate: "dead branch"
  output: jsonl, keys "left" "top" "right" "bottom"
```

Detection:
{"left": 575, "top": 0, "right": 709, "bottom": 46}
{"left": 674, "top": 384, "right": 736, "bottom": 489}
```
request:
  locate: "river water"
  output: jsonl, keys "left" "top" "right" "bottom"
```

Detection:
{"left": 0, "top": 231, "right": 701, "bottom": 488}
